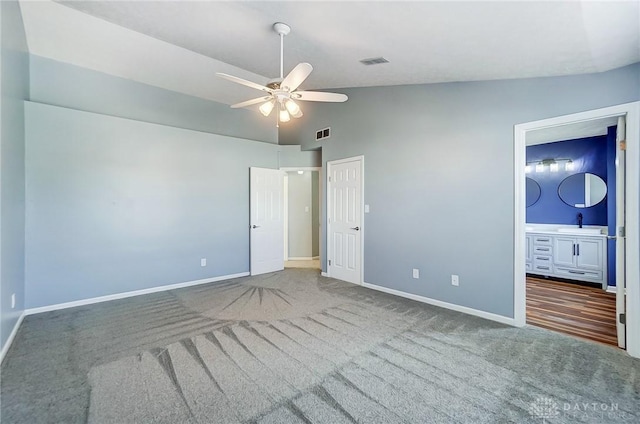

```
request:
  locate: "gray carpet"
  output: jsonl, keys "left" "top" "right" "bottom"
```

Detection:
{"left": 1, "top": 269, "right": 639, "bottom": 423}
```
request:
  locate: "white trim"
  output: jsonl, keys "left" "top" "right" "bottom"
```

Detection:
{"left": 0, "top": 312, "right": 26, "bottom": 365}
{"left": 284, "top": 173, "right": 289, "bottom": 261}
{"left": 607, "top": 286, "right": 617, "bottom": 294}
{"left": 287, "top": 256, "right": 319, "bottom": 261}
{"left": 321, "top": 272, "right": 329, "bottom": 277}
{"left": 326, "top": 155, "right": 365, "bottom": 284}
{"left": 25, "top": 272, "right": 249, "bottom": 315}
{"left": 362, "top": 282, "right": 516, "bottom": 326}
{"left": 514, "top": 101, "right": 640, "bottom": 358}
{"left": 279, "top": 167, "right": 322, "bottom": 172}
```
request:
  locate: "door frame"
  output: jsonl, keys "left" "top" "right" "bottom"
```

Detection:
{"left": 514, "top": 101, "right": 640, "bottom": 358}
{"left": 280, "top": 167, "right": 322, "bottom": 262}
{"left": 326, "top": 156, "right": 365, "bottom": 284}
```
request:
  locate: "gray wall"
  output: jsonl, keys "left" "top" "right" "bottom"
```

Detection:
{"left": 287, "top": 172, "right": 314, "bottom": 258}
{"left": 30, "top": 55, "right": 278, "bottom": 144}
{"left": 280, "top": 63, "right": 640, "bottom": 318}
{"left": 1, "top": 0, "right": 29, "bottom": 353}
{"left": 278, "top": 145, "right": 321, "bottom": 167}
{"left": 25, "top": 102, "right": 283, "bottom": 308}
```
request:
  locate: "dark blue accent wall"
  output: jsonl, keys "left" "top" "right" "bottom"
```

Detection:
{"left": 526, "top": 135, "right": 608, "bottom": 226}
{"left": 606, "top": 126, "right": 617, "bottom": 286}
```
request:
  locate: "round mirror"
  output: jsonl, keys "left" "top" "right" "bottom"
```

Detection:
{"left": 526, "top": 178, "right": 541, "bottom": 208}
{"left": 558, "top": 173, "right": 607, "bottom": 208}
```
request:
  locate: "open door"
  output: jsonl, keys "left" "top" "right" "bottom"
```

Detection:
{"left": 616, "top": 117, "right": 626, "bottom": 349}
{"left": 250, "top": 167, "right": 284, "bottom": 276}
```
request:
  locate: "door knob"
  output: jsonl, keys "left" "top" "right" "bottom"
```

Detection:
{"left": 350, "top": 226, "right": 360, "bottom": 231}
{"left": 251, "top": 225, "right": 260, "bottom": 229}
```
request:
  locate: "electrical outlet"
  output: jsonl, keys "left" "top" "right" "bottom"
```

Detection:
{"left": 412, "top": 269, "right": 419, "bottom": 279}
{"left": 201, "top": 258, "right": 207, "bottom": 267}
{"left": 451, "top": 275, "right": 459, "bottom": 286}
{"left": 11, "top": 293, "right": 16, "bottom": 309}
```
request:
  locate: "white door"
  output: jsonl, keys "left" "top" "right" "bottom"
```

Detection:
{"left": 250, "top": 167, "right": 284, "bottom": 276}
{"left": 328, "top": 157, "right": 363, "bottom": 284}
{"left": 616, "top": 116, "right": 626, "bottom": 349}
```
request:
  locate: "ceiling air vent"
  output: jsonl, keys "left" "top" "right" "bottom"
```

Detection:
{"left": 360, "top": 57, "right": 389, "bottom": 65}
{"left": 316, "top": 127, "right": 331, "bottom": 141}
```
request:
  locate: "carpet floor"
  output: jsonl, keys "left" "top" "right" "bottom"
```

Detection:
{"left": 1, "top": 269, "right": 639, "bottom": 423}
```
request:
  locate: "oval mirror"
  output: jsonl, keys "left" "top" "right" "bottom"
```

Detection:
{"left": 558, "top": 172, "right": 607, "bottom": 208}
{"left": 526, "top": 178, "right": 541, "bottom": 208}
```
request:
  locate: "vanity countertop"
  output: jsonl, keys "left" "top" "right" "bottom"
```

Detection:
{"left": 525, "top": 228, "right": 607, "bottom": 237}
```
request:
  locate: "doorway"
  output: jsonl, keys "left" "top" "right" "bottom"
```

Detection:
{"left": 514, "top": 102, "right": 640, "bottom": 358}
{"left": 282, "top": 167, "right": 321, "bottom": 270}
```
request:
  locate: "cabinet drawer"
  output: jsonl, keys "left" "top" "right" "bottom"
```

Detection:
{"left": 533, "top": 245, "right": 552, "bottom": 254}
{"left": 533, "top": 263, "right": 552, "bottom": 273}
{"left": 533, "top": 236, "right": 552, "bottom": 245}
{"left": 534, "top": 255, "right": 552, "bottom": 262}
{"left": 554, "top": 267, "right": 602, "bottom": 282}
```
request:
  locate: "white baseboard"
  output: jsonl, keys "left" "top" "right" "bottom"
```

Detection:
{"left": 1, "top": 312, "right": 25, "bottom": 365}
{"left": 362, "top": 281, "right": 516, "bottom": 326}
{"left": 25, "top": 272, "right": 250, "bottom": 316}
{"left": 321, "top": 272, "right": 329, "bottom": 277}
{"left": 606, "top": 285, "right": 617, "bottom": 293}
{"left": 287, "top": 257, "right": 319, "bottom": 261}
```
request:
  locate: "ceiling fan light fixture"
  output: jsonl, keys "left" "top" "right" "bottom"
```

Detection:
{"left": 259, "top": 99, "right": 275, "bottom": 117}
{"left": 279, "top": 108, "right": 291, "bottom": 123}
{"left": 285, "top": 99, "right": 303, "bottom": 118}
{"left": 216, "top": 22, "right": 347, "bottom": 126}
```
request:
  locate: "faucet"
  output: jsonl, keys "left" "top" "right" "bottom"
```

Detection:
{"left": 578, "top": 213, "right": 583, "bottom": 228}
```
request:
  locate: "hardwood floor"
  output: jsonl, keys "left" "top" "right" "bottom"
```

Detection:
{"left": 526, "top": 276, "right": 618, "bottom": 346}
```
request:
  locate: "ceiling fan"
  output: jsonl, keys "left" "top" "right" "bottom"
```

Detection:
{"left": 216, "top": 22, "right": 348, "bottom": 125}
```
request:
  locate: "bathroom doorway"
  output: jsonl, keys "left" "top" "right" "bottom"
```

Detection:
{"left": 282, "top": 168, "right": 321, "bottom": 270}
{"left": 523, "top": 119, "right": 619, "bottom": 345}
{"left": 514, "top": 102, "right": 640, "bottom": 358}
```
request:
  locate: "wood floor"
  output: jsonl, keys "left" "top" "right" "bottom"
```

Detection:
{"left": 526, "top": 276, "right": 618, "bottom": 346}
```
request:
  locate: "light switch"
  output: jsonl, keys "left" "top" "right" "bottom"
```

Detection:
{"left": 305, "top": 206, "right": 309, "bottom": 212}
{"left": 364, "top": 204, "right": 370, "bottom": 213}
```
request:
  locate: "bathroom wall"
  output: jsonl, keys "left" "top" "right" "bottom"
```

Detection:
{"left": 526, "top": 135, "right": 609, "bottom": 226}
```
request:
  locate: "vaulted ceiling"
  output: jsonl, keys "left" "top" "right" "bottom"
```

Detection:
{"left": 20, "top": 1, "right": 640, "bottom": 106}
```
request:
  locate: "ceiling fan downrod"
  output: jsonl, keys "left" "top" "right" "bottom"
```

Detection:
{"left": 273, "top": 22, "right": 290, "bottom": 80}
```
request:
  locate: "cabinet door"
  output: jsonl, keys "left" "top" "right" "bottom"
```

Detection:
{"left": 525, "top": 235, "right": 532, "bottom": 263}
{"left": 554, "top": 237, "right": 576, "bottom": 267}
{"left": 576, "top": 238, "right": 603, "bottom": 270}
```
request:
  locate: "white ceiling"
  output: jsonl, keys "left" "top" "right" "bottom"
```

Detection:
{"left": 20, "top": 1, "right": 640, "bottom": 106}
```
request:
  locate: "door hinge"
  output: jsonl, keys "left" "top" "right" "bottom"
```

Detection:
{"left": 328, "top": 260, "right": 331, "bottom": 266}
{"left": 619, "top": 313, "right": 626, "bottom": 325}
{"left": 329, "top": 176, "right": 332, "bottom": 182}
{"left": 618, "top": 226, "right": 626, "bottom": 237}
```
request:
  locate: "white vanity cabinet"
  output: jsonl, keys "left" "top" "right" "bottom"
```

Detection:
{"left": 526, "top": 231, "right": 607, "bottom": 287}
{"left": 525, "top": 235, "right": 533, "bottom": 271}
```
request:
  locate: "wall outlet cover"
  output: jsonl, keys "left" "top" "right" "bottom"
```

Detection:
{"left": 201, "top": 258, "right": 207, "bottom": 267}
{"left": 412, "top": 269, "right": 419, "bottom": 279}
{"left": 451, "top": 275, "right": 459, "bottom": 286}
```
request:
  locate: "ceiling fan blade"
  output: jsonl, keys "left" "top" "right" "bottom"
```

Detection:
{"left": 216, "top": 73, "right": 271, "bottom": 93}
{"left": 230, "top": 96, "right": 273, "bottom": 109}
{"left": 281, "top": 63, "right": 313, "bottom": 92}
{"left": 294, "top": 91, "right": 348, "bottom": 103}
